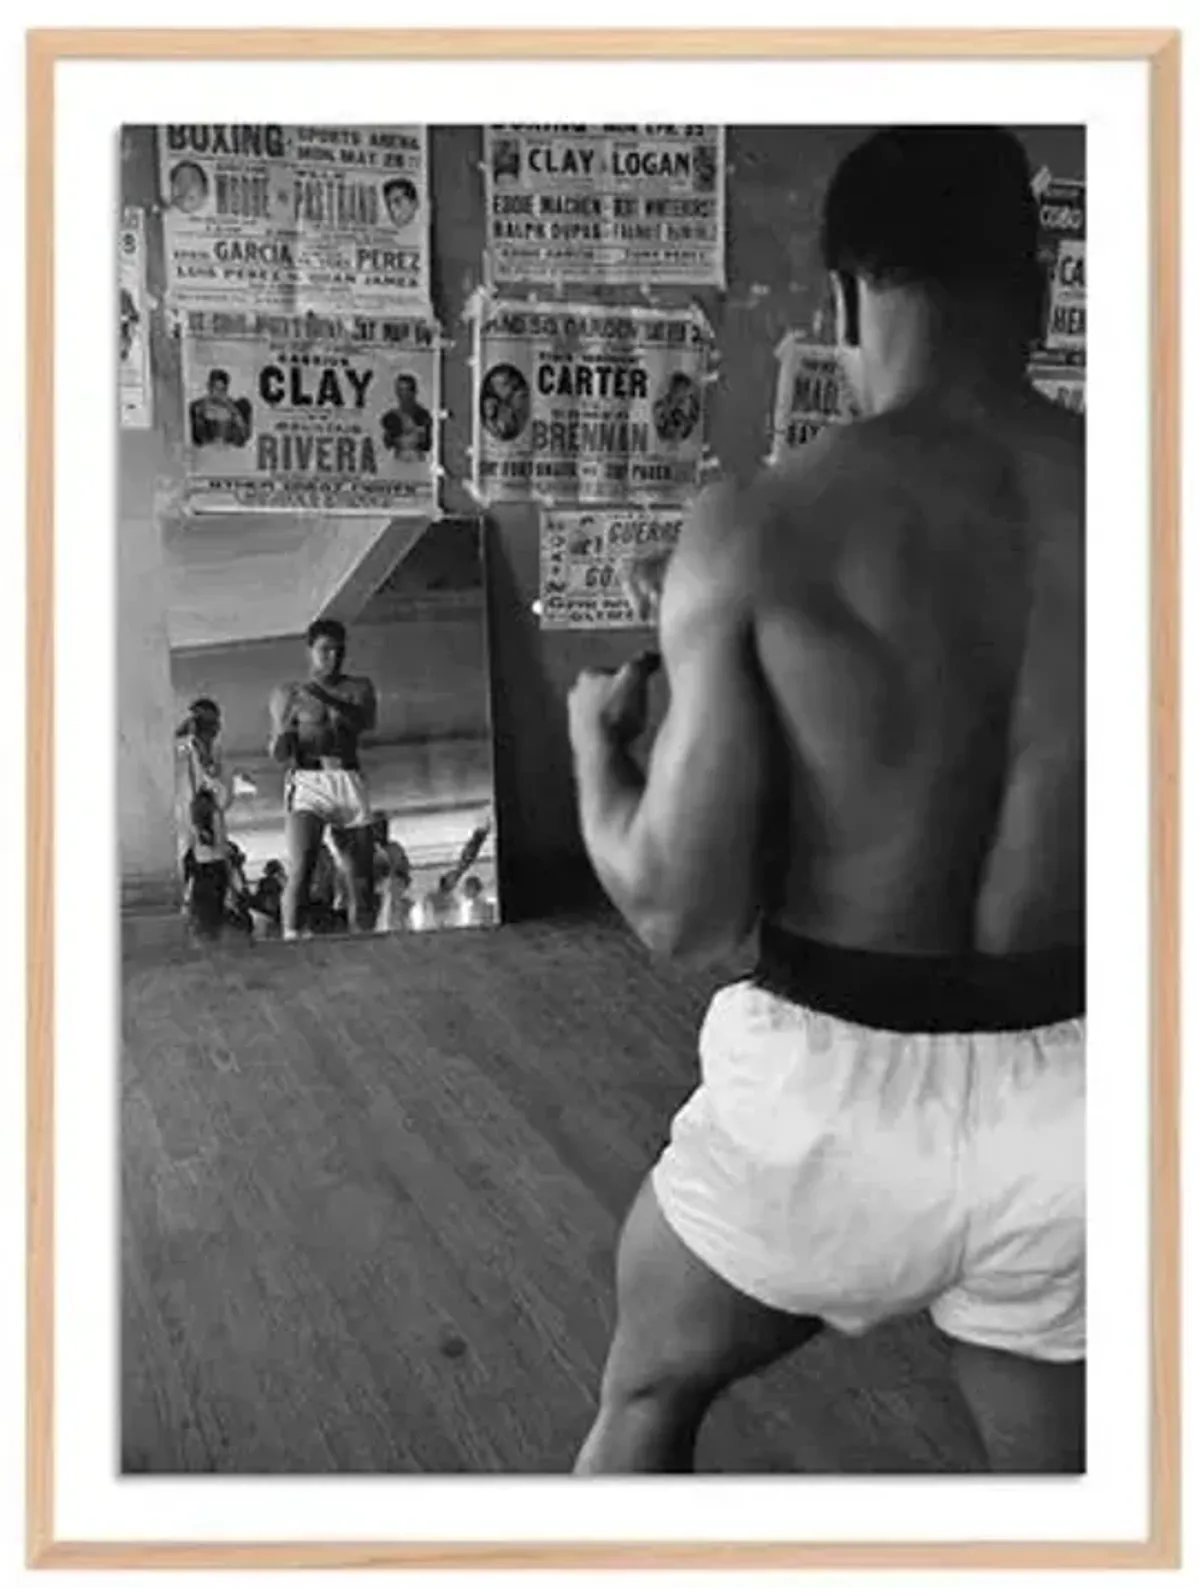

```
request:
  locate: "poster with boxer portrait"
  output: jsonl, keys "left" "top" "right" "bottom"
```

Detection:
{"left": 539, "top": 506, "right": 685, "bottom": 630}
{"left": 769, "top": 336, "right": 856, "bottom": 463}
{"left": 118, "top": 206, "right": 152, "bottom": 429}
{"left": 1031, "top": 168, "right": 1086, "bottom": 364}
{"left": 484, "top": 124, "right": 725, "bottom": 287}
{"left": 157, "top": 124, "right": 430, "bottom": 314}
{"left": 181, "top": 310, "right": 440, "bottom": 514}
{"left": 470, "top": 297, "right": 711, "bottom": 504}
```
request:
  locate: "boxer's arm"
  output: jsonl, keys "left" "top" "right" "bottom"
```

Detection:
{"left": 267, "top": 685, "right": 298, "bottom": 762}
{"left": 575, "top": 487, "right": 767, "bottom": 962}
{"left": 354, "top": 680, "right": 378, "bottom": 736}
{"left": 302, "top": 678, "right": 377, "bottom": 736}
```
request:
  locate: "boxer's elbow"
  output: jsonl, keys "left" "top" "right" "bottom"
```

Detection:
{"left": 628, "top": 885, "right": 755, "bottom": 966}
{"left": 592, "top": 822, "right": 752, "bottom": 963}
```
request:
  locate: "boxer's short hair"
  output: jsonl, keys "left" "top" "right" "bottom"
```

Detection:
{"left": 306, "top": 618, "right": 346, "bottom": 648}
{"left": 820, "top": 126, "right": 1040, "bottom": 313}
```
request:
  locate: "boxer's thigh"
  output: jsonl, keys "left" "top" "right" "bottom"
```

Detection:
{"left": 328, "top": 822, "right": 375, "bottom": 878}
{"left": 948, "top": 1338, "right": 1085, "bottom": 1473}
{"left": 284, "top": 811, "right": 325, "bottom": 874}
{"left": 601, "top": 1175, "right": 823, "bottom": 1404}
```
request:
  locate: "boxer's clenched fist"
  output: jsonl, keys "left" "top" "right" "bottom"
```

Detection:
{"left": 568, "top": 650, "right": 662, "bottom": 751}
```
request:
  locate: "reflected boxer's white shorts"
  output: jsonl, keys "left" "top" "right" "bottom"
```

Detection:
{"left": 652, "top": 981, "right": 1085, "bottom": 1362}
{"left": 285, "top": 768, "right": 371, "bottom": 829}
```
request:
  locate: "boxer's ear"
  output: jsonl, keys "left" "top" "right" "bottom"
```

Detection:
{"left": 831, "top": 271, "right": 861, "bottom": 349}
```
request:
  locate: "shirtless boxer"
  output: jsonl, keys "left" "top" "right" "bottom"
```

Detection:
{"left": 568, "top": 127, "right": 1085, "bottom": 1474}
{"left": 269, "top": 619, "right": 379, "bottom": 938}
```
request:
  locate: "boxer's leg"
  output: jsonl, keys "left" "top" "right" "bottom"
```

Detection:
{"left": 282, "top": 811, "right": 325, "bottom": 938}
{"left": 948, "top": 1339, "right": 1085, "bottom": 1473}
{"left": 575, "top": 1176, "right": 823, "bottom": 1473}
{"left": 329, "top": 824, "right": 377, "bottom": 932}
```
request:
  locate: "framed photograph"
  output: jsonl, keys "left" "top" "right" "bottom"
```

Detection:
{"left": 26, "top": 25, "right": 1179, "bottom": 1570}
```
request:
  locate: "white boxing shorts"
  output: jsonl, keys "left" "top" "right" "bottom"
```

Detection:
{"left": 652, "top": 979, "right": 1085, "bottom": 1363}
{"left": 285, "top": 767, "right": 371, "bottom": 829}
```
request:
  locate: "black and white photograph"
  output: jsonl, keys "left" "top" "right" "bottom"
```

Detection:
{"left": 25, "top": 10, "right": 1200, "bottom": 1576}
{"left": 115, "top": 117, "right": 1098, "bottom": 1480}
{"left": 112, "top": 118, "right": 1096, "bottom": 1486}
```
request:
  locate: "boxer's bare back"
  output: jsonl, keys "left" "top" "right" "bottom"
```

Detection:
{"left": 646, "top": 379, "right": 1083, "bottom": 962}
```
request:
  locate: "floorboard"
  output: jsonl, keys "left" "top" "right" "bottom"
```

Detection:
{"left": 121, "top": 913, "right": 984, "bottom": 1475}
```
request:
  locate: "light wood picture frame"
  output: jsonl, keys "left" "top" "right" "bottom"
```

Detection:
{"left": 26, "top": 26, "right": 1180, "bottom": 1570}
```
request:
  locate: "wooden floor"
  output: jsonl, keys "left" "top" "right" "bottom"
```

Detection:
{"left": 121, "top": 912, "right": 985, "bottom": 1475}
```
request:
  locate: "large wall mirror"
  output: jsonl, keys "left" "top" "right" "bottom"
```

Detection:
{"left": 167, "top": 514, "right": 499, "bottom": 942}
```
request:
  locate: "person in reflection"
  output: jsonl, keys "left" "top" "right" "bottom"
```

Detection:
{"left": 415, "top": 872, "right": 459, "bottom": 933}
{"left": 175, "top": 697, "right": 254, "bottom": 942}
{"left": 458, "top": 875, "right": 496, "bottom": 928}
{"left": 268, "top": 619, "right": 379, "bottom": 940}
{"left": 223, "top": 841, "right": 255, "bottom": 937}
{"left": 249, "top": 859, "right": 286, "bottom": 939}
{"left": 568, "top": 128, "right": 1084, "bottom": 1474}
{"left": 371, "top": 813, "right": 414, "bottom": 934}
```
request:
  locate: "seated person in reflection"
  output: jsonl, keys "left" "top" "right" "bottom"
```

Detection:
{"left": 190, "top": 369, "right": 253, "bottom": 448}
{"left": 249, "top": 859, "right": 286, "bottom": 939}
{"left": 380, "top": 374, "right": 433, "bottom": 461}
{"left": 459, "top": 874, "right": 496, "bottom": 928}
{"left": 416, "top": 872, "right": 461, "bottom": 932}
{"left": 268, "top": 619, "right": 379, "bottom": 940}
{"left": 371, "top": 813, "right": 414, "bottom": 934}
{"left": 221, "top": 842, "right": 255, "bottom": 937}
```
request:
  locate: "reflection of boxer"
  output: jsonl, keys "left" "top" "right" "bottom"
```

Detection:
{"left": 168, "top": 159, "right": 209, "bottom": 214}
{"left": 380, "top": 374, "right": 433, "bottom": 459}
{"left": 382, "top": 177, "right": 420, "bottom": 229}
{"left": 269, "top": 620, "right": 378, "bottom": 939}
{"left": 569, "top": 128, "right": 1084, "bottom": 1476}
{"left": 652, "top": 372, "right": 701, "bottom": 442}
{"left": 189, "top": 370, "right": 253, "bottom": 448}
{"left": 479, "top": 364, "right": 530, "bottom": 442}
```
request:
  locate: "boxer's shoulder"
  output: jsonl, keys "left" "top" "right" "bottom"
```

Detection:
{"left": 665, "top": 483, "right": 762, "bottom": 613}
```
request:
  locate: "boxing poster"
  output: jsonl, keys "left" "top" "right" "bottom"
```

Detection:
{"left": 769, "top": 336, "right": 855, "bottom": 463}
{"left": 181, "top": 310, "right": 440, "bottom": 515}
{"left": 157, "top": 124, "right": 430, "bottom": 314}
{"left": 118, "top": 207, "right": 152, "bottom": 429}
{"left": 484, "top": 125, "right": 725, "bottom": 287}
{"left": 540, "top": 506, "right": 685, "bottom": 630}
{"left": 1030, "top": 362, "right": 1086, "bottom": 414}
{"left": 1031, "top": 169, "right": 1086, "bottom": 363}
{"left": 470, "top": 297, "right": 711, "bottom": 504}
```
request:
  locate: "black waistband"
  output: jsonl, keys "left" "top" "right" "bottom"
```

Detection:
{"left": 753, "top": 923, "right": 1085, "bottom": 1034}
